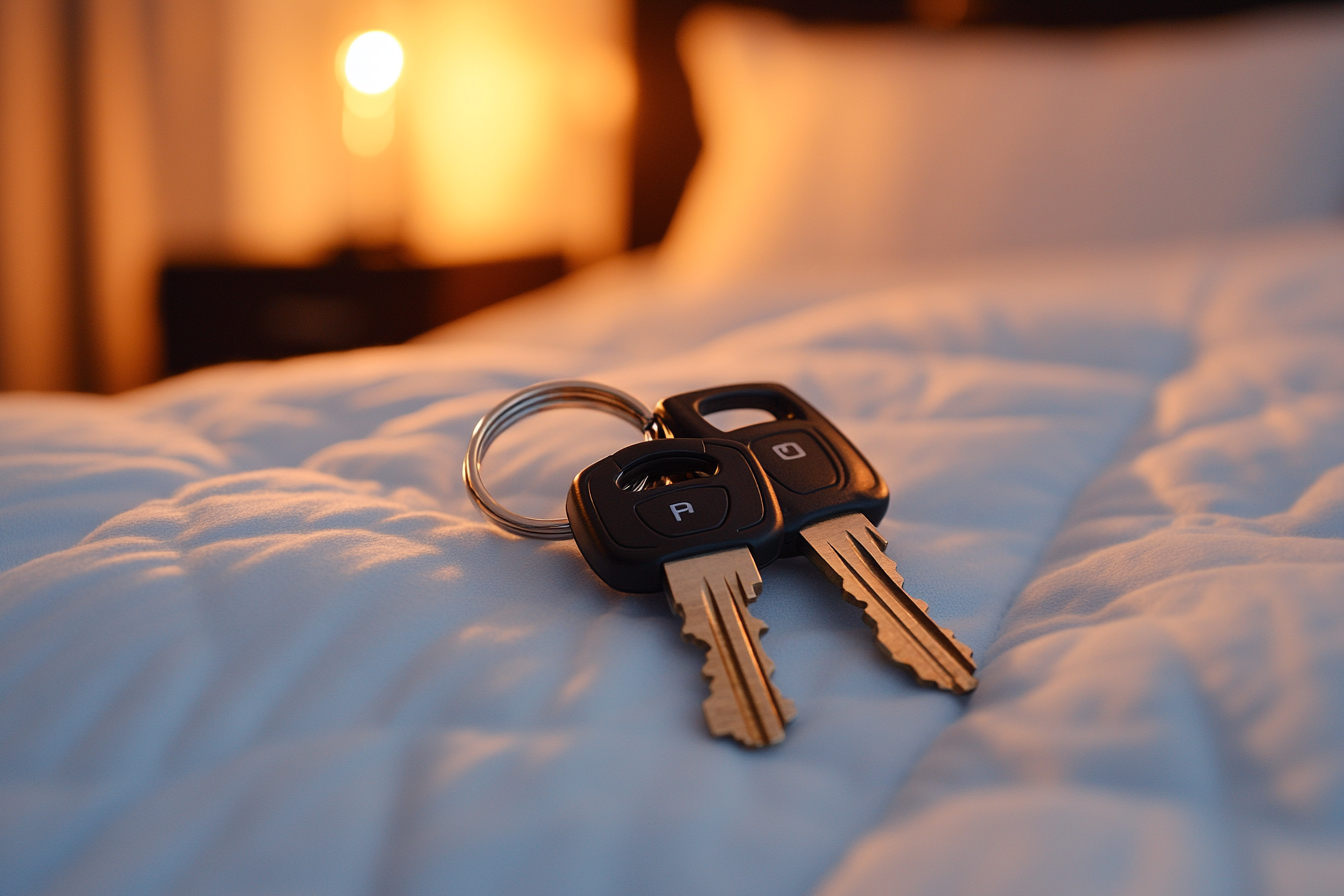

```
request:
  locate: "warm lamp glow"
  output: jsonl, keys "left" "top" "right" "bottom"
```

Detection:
{"left": 344, "top": 31, "right": 403, "bottom": 94}
{"left": 400, "top": 4, "right": 635, "bottom": 265}
{"left": 339, "top": 31, "right": 402, "bottom": 157}
{"left": 321, "top": 4, "right": 631, "bottom": 260}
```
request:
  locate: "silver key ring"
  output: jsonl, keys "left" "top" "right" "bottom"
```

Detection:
{"left": 463, "top": 379, "right": 655, "bottom": 539}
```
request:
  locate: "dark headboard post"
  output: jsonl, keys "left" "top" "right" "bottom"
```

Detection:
{"left": 629, "top": 0, "right": 704, "bottom": 250}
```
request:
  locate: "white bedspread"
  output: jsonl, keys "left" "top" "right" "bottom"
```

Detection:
{"left": 2, "top": 224, "right": 1342, "bottom": 895}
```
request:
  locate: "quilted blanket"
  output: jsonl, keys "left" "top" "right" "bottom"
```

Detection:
{"left": 2, "top": 223, "right": 1342, "bottom": 895}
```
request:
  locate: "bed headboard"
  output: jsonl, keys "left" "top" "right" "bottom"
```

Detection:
{"left": 628, "top": 0, "right": 1337, "bottom": 249}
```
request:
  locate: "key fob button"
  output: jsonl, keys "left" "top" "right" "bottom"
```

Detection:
{"left": 654, "top": 383, "right": 889, "bottom": 557}
{"left": 635, "top": 486, "right": 730, "bottom": 538}
{"left": 568, "top": 437, "right": 782, "bottom": 593}
{"left": 751, "top": 431, "right": 838, "bottom": 494}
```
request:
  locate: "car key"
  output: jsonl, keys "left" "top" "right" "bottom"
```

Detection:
{"left": 567, "top": 437, "right": 797, "bottom": 747}
{"left": 654, "top": 383, "right": 977, "bottom": 695}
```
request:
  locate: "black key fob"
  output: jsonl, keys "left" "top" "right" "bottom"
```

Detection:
{"left": 653, "top": 383, "right": 889, "bottom": 556}
{"left": 566, "top": 438, "right": 784, "bottom": 593}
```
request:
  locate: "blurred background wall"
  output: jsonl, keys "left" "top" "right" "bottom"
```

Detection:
{"left": 0, "top": 0, "right": 634, "bottom": 393}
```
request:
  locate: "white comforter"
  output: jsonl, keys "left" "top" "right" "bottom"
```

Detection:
{"left": 2, "top": 224, "right": 1342, "bottom": 895}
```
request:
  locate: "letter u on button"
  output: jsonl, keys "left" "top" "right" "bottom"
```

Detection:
{"left": 773, "top": 442, "right": 806, "bottom": 460}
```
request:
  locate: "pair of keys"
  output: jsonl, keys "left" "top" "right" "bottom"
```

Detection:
{"left": 465, "top": 382, "right": 977, "bottom": 748}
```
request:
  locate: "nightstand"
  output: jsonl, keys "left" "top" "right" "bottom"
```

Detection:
{"left": 159, "top": 249, "right": 564, "bottom": 376}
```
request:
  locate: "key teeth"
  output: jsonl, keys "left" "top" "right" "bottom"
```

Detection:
{"left": 698, "top": 585, "right": 797, "bottom": 747}
{"left": 871, "top": 626, "right": 978, "bottom": 694}
{"left": 856, "top": 589, "right": 978, "bottom": 690}
{"left": 738, "top": 569, "right": 764, "bottom": 604}
{"left": 706, "top": 691, "right": 797, "bottom": 747}
{"left": 852, "top": 577, "right": 979, "bottom": 695}
{"left": 664, "top": 548, "right": 796, "bottom": 749}
{"left": 801, "top": 514, "right": 979, "bottom": 695}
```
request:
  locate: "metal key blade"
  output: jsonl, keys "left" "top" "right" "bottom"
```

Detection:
{"left": 801, "top": 513, "right": 978, "bottom": 694}
{"left": 664, "top": 547, "right": 797, "bottom": 748}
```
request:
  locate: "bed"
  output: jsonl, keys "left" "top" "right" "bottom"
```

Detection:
{"left": 4, "top": 4, "right": 1344, "bottom": 895}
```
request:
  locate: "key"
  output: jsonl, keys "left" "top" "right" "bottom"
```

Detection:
{"left": 653, "top": 383, "right": 977, "bottom": 694}
{"left": 567, "top": 437, "right": 798, "bottom": 747}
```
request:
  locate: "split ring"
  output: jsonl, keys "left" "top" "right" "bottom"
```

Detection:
{"left": 463, "top": 379, "right": 654, "bottom": 539}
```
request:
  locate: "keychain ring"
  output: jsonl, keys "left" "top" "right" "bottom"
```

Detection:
{"left": 463, "top": 380, "right": 655, "bottom": 539}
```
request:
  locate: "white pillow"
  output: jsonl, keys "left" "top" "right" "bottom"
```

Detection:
{"left": 659, "top": 5, "right": 1344, "bottom": 285}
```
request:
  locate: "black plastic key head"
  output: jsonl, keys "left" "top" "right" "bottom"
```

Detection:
{"left": 653, "top": 383, "right": 889, "bottom": 555}
{"left": 566, "top": 438, "right": 784, "bottom": 593}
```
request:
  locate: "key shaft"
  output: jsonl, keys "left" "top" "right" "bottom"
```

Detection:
{"left": 664, "top": 547, "right": 797, "bottom": 748}
{"left": 800, "top": 513, "right": 977, "bottom": 694}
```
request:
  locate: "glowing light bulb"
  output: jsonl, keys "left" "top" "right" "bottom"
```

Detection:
{"left": 344, "top": 31, "right": 403, "bottom": 94}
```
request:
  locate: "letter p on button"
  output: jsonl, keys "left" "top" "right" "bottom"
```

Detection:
{"left": 635, "top": 486, "right": 729, "bottom": 537}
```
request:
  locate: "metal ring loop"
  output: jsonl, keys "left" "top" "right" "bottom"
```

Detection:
{"left": 463, "top": 379, "right": 654, "bottom": 539}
